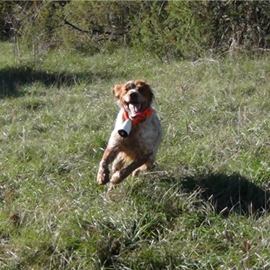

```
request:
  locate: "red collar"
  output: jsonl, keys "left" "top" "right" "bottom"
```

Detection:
{"left": 123, "top": 107, "right": 153, "bottom": 125}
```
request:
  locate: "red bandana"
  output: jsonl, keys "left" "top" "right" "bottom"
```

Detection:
{"left": 123, "top": 107, "right": 153, "bottom": 125}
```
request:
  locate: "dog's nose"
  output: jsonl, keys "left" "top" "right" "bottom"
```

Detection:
{"left": 130, "top": 92, "right": 138, "bottom": 99}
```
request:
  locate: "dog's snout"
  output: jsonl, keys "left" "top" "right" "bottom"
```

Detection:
{"left": 130, "top": 91, "right": 138, "bottom": 99}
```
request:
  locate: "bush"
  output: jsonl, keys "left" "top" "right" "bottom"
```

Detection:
{"left": 2, "top": 0, "right": 270, "bottom": 60}
{"left": 209, "top": 1, "right": 270, "bottom": 54}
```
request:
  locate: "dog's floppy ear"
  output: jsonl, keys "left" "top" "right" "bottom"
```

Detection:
{"left": 113, "top": 84, "right": 122, "bottom": 99}
{"left": 135, "top": 80, "right": 154, "bottom": 103}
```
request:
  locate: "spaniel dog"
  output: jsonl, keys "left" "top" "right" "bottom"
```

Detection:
{"left": 96, "top": 80, "right": 162, "bottom": 188}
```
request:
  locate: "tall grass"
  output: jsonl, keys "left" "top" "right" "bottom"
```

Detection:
{"left": 0, "top": 41, "right": 270, "bottom": 269}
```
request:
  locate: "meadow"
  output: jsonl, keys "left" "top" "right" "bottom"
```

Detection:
{"left": 0, "top": 41, "right": 270, "bottom": 269}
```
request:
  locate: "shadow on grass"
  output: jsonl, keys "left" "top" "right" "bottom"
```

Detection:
{"left": 0, "top": 65, "right": 113, "bottom": 98}
{"left": 181, "top": 171, "right": 270, "bottom": 216}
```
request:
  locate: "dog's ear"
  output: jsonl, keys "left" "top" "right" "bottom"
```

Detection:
{"left": 113, "top": 84, "right": 122, "bottom": 99}
{"left": 135, "top": 80, "right": 154, "bottom": 103}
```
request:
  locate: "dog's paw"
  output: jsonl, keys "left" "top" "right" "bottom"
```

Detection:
{"left": 110, "top": 171, "right": 122, "bottom": 184}
{"left": 132, "top": 165, "right": 146, "bottom": 177}
{"left": 97, "top": 166, "right": 110, "bottom": 185}
{"left": 132, "top": 169, "right": 141, "bottom": 177}
{"left": 107, "top": 183, "right": 116, "bottom": 192}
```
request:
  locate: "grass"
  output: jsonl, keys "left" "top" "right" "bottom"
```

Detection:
{"left": 0, "top": 41, "right": 270, "bottom": 269}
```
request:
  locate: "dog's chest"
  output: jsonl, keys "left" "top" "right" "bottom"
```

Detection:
{"left": 120, "top": 116, "right": 161, "bottom": 150}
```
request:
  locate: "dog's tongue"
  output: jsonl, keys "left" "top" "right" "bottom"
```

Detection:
{"left": 129, "top": 103, "right": 141, "bottom": 117}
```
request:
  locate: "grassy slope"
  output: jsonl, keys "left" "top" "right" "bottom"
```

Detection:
{"left": 0, "top": 42, "right": 270, "bottom": 269}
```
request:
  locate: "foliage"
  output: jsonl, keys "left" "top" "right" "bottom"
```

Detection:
{"left": 209, "top": 0, "right": 270, "bottom": 53}
{"left": 1, "top": 1, "right": 270, "bottom": 60}
{"left": 0, "top": 1, "right": 16, "bottom": 41}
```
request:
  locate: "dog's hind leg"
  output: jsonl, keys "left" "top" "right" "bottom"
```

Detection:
{"left": 112, "top": 153, "right": 127, "bottom": 174}
{"left": 132, "top": 160, "right": 154, "bottom": 176}
{"left": 110, "top": 152, "right": 152, "bottom": 184}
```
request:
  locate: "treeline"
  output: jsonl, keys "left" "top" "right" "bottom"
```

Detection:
{"left": 1, "top": 1, "right": 270, "bottom": 60}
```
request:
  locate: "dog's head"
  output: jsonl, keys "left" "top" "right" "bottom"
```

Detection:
{"left": 113, "top": 80, "right": 154, "bottom": 121}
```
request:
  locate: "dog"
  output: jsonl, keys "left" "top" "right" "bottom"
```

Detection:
{"left": 96, "top": 80, "right": 162, "bottom": 188}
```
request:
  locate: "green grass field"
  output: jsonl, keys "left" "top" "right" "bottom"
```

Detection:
{"left": 0, "top": 41, "right": 270, "bottom": 269}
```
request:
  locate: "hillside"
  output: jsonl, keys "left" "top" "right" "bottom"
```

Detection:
{"left": 0, "top": 42, "right": 270, "bottom": 269}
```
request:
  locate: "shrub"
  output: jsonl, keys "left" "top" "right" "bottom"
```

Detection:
{"left": 2, "top": 0, "right": 270, "bottom": 59}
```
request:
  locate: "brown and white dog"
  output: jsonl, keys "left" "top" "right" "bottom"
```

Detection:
{"left": 96, "top": 80, "right": 162, "bottom": 188}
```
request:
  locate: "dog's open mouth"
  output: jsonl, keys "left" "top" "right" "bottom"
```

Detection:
{"left": 125, "top": 102, "right": 146, "bottom": 119}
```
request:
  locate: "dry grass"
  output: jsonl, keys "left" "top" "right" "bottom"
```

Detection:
{"left": 0, "top": 42, "right": 270, "bottom": 269}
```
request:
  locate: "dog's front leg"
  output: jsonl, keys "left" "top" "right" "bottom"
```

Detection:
{"left": 97, "top": 147, "right": 119, "bottom": 185}
{"left": 110, "top": 152, "right": 152, "bottom": 184}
